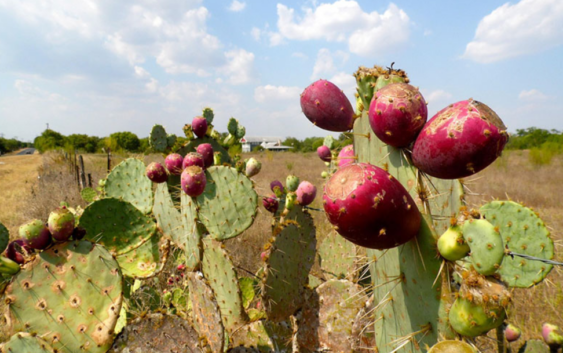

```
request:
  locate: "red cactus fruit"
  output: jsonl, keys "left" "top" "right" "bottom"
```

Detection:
{"left": 323, "top": 163, "right": 421, "bottom": 249}
{"left": 47, "top": 206, "right": 75, "bottom": 242}
{"left": 412, "top": 99, "right": 508, "bottom": 179}
{"left": 19, "top": 219, "right": 52, "bottom": 250}
{"left": 504, "top": 324, "right": 521, "bottom": 342}
{"left": 296, "top": 181, "right": 317, "bottom": 206}
{"left": 146, "top": 162, "right": 168, "bottom": 183}
{"left": 192, "top": 116, "right": 208, "bottom": 138}
{"left": 317, "top": 145, "right": 331, "bottom": 162}
{"left": 368, "top": 83, "right": 427, "bottom": 147}
{"left": 6, "top": 239, "right": 33, "bottom": 264}
{"left": 301, "top": 79, "right": 355, "bottom": 132}
{"left": 270, "top": 180, "right": 285, "bottom": 198}
{"left": 262, "top": 195, "right": 279, "bottom": 214}
{"left": 181, "top": 166, "right": 207, "bottom": 197}
{"left": 543, "top": 323, "right": 563, "bottom": 348}
{"left": 337, "top": 144, "right": 355, "bottom": 167}
{"left": 165, "top": 153, "right": 184, "bottom": 175}
{"left": 182, "top": 152, "right": 205, "bottom": 170}
{"left": 196, "top": 143, "right": 214, "bottom": 169}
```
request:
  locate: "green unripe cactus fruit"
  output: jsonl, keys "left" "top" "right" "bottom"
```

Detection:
{"left": 427, "top": 340, "right": 476, "bottom": 353}
{"left": 0, "top": 256, "right": 20, "bottom": 275}
{"left": 437, "top": 225, "right": 470, "bottom": 261}
{"left": 286, "top": 175, "right": 299, "bottom": 192}
{"left": 448, "top": 297, "right": 505, "bottom": 337}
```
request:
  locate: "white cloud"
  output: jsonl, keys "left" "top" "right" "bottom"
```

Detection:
{"left": 310, "top": 48, "right": 349, "bottom": 80}
{"left": 423, "top": 89, "right": 453, "bottom": 104}
{"left": 292, "top": 52, "right": 308, "bottom": 59}
{"left": 519, "top": 89, "right": 548, "bottom": 101}
{"left": 254, "top": 85, "right": 302, "bottom": 102}
{"left": 221, "top": 49, "right": 256, "bottom": 85}
{"left": 329, "top": 72, "right": 356, "bottom": 105}
{"left": 228, "top": 1, "right": 246, "bottom": 12}
{"left": 274, "top": 1, "right": 411, "bottom": 56}
{"left": 463, "top": 0, "right": 563, "bottom": 63}
{"left": 134, "top": 66, "right": 150, "bottom": 78}
{"left": 251, "top": 27, "right": 261, "bottom": 41}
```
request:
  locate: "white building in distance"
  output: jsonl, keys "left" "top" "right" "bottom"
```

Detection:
{"left": 241, "top": 136, "right": 293, "bottom": 152}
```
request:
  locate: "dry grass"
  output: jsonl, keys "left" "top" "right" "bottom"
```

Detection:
{"left": 1, "top": 149, "right": 562, "bottom": 349}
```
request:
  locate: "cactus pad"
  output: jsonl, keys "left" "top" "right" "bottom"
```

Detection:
{"left": 261, "top": 206, "right": 316, "bottom": 322}
{"left": 230, "top": 320, "right": 293, "bottom": 353}
{"left": 0, "top": 333, "right": 55, "bottom": 353}
{"left": 518, "top": 339, "right": 550, "bottom": 353}
{"left": 202, "top": 237, "right": 248, "bottom": 332}
{"left": 149, "top": 124, "right": 168, "bottom": 152}
{"left": 181, "top": 192, "right": 204, "bottom": 271}
{"left": 480, "top": 201, "right": 554, "bottom": 287}
{"left": 462, "top": 219, "right": 504, "bottom": 275}
{"left": 104, "top": 158, "right": 153, "bottom": 214}
{"left": 295, "top": 279, "right": 371, "bottom": 352}
{"left": 0, "top": 222, "right": 8, "bottom": 254}
{"left": 4, "top": 240, "right": 123, "bottom": 353}
{"left": 153, "top": 183, "right": 186, "bottom": 249}
{"left": 317, "top": 230, "right": 357, "bottom": 280}
{"left": 197, "top": 166, "right": 258, "bottom": 240}
{"left": 178, "top": 136, "right": 231, "bottom": 164}
{"left": 80, "top": 187, "right": 98, "bottom": 203}
{"left": 187, "top": 272, "right": 224, "bottom": 353}
{"left": 109, "top": 313, "right": 205, "bottom": 353}
{"left": 115, "top": 234, "right": 170, "bottom": 279}
{"left": 81, "top": 198, "right": 157, "bottom": 255}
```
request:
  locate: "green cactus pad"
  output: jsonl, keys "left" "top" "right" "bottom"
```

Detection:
{"left": 239, "top": 276, "right": 257, "bottom": 309}
{"left": 230, "top": 320, "right": 293, "bottom": 353}
{"left": 354, "top": 103, "right": 464, "bottom": 351}
{"left": 196, "top": 166, "right": 258, "bottom": 240}
{"left": 115, "top": 234, "right": 169, "bottom": 279}
{"left": 480, "top": 201, "right": 554, "bottom": 288}
{"left": 427, "top": 340, "right": 476, "bottom": 353}
{"left": 178, "top": 136, "right": 231, "bottom": 164}
{"left": 0, "top": 222, "right": 8, "bottom": 254}
{"left": 80, "top": 187, "right": 98, "bottom": 203}
{"left": 0, "top": 333, "right": 56, "bottom": 353}
{"left": 149, "top": 124, "right": 168, "bottom": 152}
{"left": 202, "top": 237, "right": 248, "bottom": 332}
{"left": 104, "top": 158, "right": 153, "bottom": 214}
{"left": 181, "top": 192, "right": 204, "bottom": 271}
{"left": 323, "top": 135, "right": 335, "bottom": 149}
{"left": 153, "top": 183, "right": 185, "bottom": 248}
{"left": 295, "top": 279, "right": 371, "bottom": 352}
{"left": 81, "top": 198, "right": 156, "bottom": 255}
{"left": 4, "top": 240, "right": 123, "bottom": 353}
{"left": 462, "top": 219, "right": 504, "bottom": 275}
{"left": 518, "top": 339, "right": 550, "bottom": 353}
{"left": 448, "top": 297, "right": 505, "bottom": 337}
{"left": 108, "top": 313, "right": 206, "bottom": 353}
{"left": 317, "top": 230, "right": 357, "bottom": 280}
{"left": 187, "top": 272, "right": 225, "bottom": 353}
{"left": 203, "top": 107, "right": 214, "bottom": 124}
{"left": 261, "top": 206, "right": 316, "bottom": 322}
{"left": 167, "top": 133, "right": 177, "bottom": 148}
{"left": 308, "top": 274, "right": 323, "bottom": 289}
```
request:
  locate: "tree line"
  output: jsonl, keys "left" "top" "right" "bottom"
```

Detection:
{"left": 280, "top": 133, "right": 353, "bottom": 152}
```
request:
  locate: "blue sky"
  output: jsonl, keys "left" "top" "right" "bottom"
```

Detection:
{"left": 1, "top": 0, "right": 562, "bottom": 142}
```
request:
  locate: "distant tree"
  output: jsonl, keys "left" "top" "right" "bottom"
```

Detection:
{"left": 139, "top": 137, "right": 150, "bottom": 153}
{"left": 34, "top": 129, "right": 67, "bottom": 153}
{"left": 282, "top": 137, "right": 302, "bottom": 151}
{"left": 110, "top": 132, "right": 140, "bottom": 152}
{"left": 67, "top": 134, "right": 100, "bottom": 153}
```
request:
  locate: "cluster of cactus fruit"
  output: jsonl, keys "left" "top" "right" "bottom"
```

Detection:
{"left": 0, "top": 63, "right": 559, "bottom": 353}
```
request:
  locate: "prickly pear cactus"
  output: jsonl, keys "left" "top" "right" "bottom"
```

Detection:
{"left": 0, "top": 333, "right": 56, "bottom": 353}
{"left": 4, "top": 240, "right": 123, "bottom": 353}
{"left": 229, "top": 320, "right": 293, "bottom": 353}
{"left": 104, "top": 158, "right": 153, "bottom": 214}
{"left": 149, "top": 124, "right": 168, "bottom": 152}
{"left": 317, "top": 230, "right": 357, "bottom": 280}
{"left": 353, "top": 67, "right": 464, "bottom": 351}
{"left": 0, "top": 222, "right": 8, "bottom": 254}
{"left": 114, "top": 234, "right": 169, "bottom": 279}
{"left": 480, "top": 201, "right": 554, "bottom": 287}
{"left": 178, "top": 136, "right": 231, "bottom": 164}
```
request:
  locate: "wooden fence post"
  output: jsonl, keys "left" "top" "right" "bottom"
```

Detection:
{"left": 107, "top": 148, "right": 112, "bottom": 174}
{"left": 79, "top": 155, "right": 86, "bottom": 190}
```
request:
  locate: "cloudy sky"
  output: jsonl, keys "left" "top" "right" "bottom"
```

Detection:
{"left": 1, "top": 0, "right": 562, "bottom": 142}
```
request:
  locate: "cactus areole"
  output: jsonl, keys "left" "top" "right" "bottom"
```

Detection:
{"left": 323, "top": 163, "right": 421, "bottom": 249}
{"left": 301, "top": 79, "right": 355, "bottom": 132}
{"left": 412, "top": 99, "right": 508, "bottom": 179}
{"left": 368, "top": 82, "right": 427, "bottom": 148}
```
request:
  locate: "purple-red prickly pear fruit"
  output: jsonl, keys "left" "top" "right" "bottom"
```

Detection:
{"left": 260, "top": 252, "right": 267, "bottom": 262}
{"left": 6, "top": 239, "right": 32, "bottom": 264}
{"left": 182, "top": 152, "right": 205, "bottom": 170}
{"left": 301, "top": 79, "right": 355, "bottom": 132}
{"left": 72, "top": 226, "right": 86, "bottom": 240}
{"left": 146, "top": 162, "right": 168, "bottom": 183}
{"left": 296, "top": 181, "right": 317, "bottom": 206}
{"left": 192, "top": 116, "right": 208, "bottom": 138}
{"left": 270, "top": 180, "right": 285, "bottom": 198}
{"left": 542, "top": 323, "right": 563, "bottom": 348}
{"left": 412, "top": 99, "right": 508, "bottom": 179}
{"left": 196, "top": 143, "right": 214, "bottom": 169}
{"left": 368, "top": 83, "right": 427, "bottom": 148}
{"left": 337, "top": 145, "right": 355, "bottom": 167}
{"left": 19, "top": 219, "right": 52, "bottom": 250}
{"left": 165, "top": 153, "right": 184, "bottom": 175}
{"left": 317, "top": 145, "right": 331, "bottom": 162}
{"left": 47, "top": 206, "right": 75, "bottom": 242}
{"left": 504, "top": 324, "right": 521, "bottom": 342}
{"left": 181, "top": 166, "right": 207, "bottom": 197}
{"left": 323, "top": 163, "right": 421, "bottom": 249}
{"left": 262, "top": 195, "right": 279, "bottom": 214}
{"left": 245, "top": 158, "right": 262, "bottom": 177}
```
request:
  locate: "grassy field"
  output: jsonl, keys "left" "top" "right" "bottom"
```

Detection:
{"left": 0, "top": 149, "right": 561, "bottom": 349}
